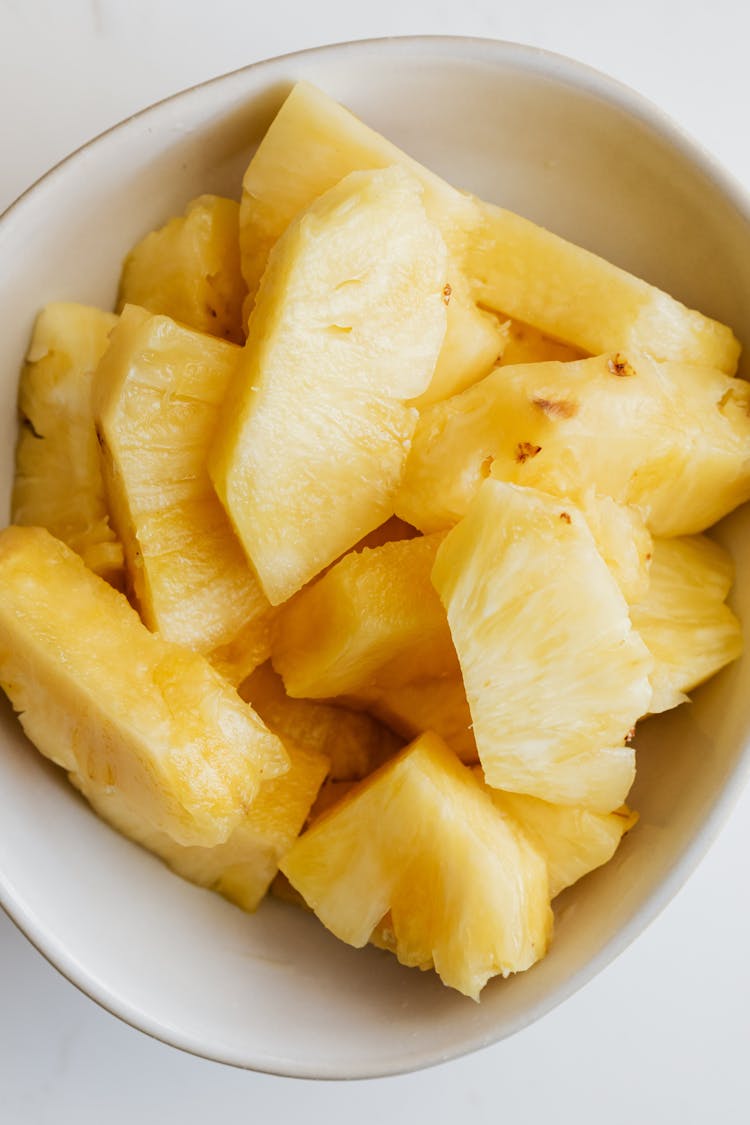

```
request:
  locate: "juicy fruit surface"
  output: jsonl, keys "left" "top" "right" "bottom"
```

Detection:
{"left": 359, "top": 675, "right": 477, "bottom": 763}
{"left": 0, "top": 527, "right": 288, "bottom": 847}
{"left": 631, "top": 536, "right": 743, "bottom": 713}
{"left": 281, "top": 733, "right": 553, "bottom": 999}
{"left": 432, "top": 481, "right": 653, "bottom": 811}
{"left": 397, "top": 352, "right": 750, "bottom": 537}
{"left": 271, "top": 533, "right": 456, "bottom": 699}
{"left": 210, "top": 166, "right": 448, "bottom": 604}
{"left": 93, "top": 304, "right": 273, "bottom": 683}
{"left": 118, "top": 194, "right": 246, "bottom": 343}
{"left": 12, "top": 303, "right": 123, "bottom": 584}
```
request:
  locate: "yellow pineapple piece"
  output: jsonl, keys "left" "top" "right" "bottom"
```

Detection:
{"left": 498, "top": 318, "right": 585, "bottom": 366}
{"left": 12, "top": 303, "right": 123, "bottom": 584}
{"left": 483, "top": 784, "right": 637, "bottom": 898}
{"left": 118, "top": 195, "right": 245, "bottom": 344}
{"left": 210, "top": 167, "right": 448, "bottom": 605}
{"left": 358, "top": 676, "right": 477, "bottom": 764}
{"left": 396, "top": 352, "right": 750, "bottom": 537}
{"left": 631, "top": 536, "right": 743, "bottom": 713}
{"left": 576, "top": 490, "right": 653, "bottom": 604}
{"left": 468, "top": 202, "right": 740, "bottom": 372}
{"left": 0, "top": 527, "right": 288, "bottom": 847}
{"left": 72, "top": 738, "right": 327, "bottom": 912}
{"left": 280, "top": 732, "right": 552, "bottom": 999}
{"left": 432, "top": 481, "right": 653, "bottom": 812}
{"left": 93, "top": 305, "right": 273, "bottom": 684}
{"left": 240, "top": 662, "right": 402, "bottom": 780}
{"left": 272, "top": 534, "right": 457, "bottom": 699}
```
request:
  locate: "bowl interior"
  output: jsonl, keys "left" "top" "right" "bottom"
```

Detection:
{"left": 1, "top": 37, "right": 749, "bottom": 1079}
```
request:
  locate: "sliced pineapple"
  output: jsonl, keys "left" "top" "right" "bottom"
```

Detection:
{"left": 358, "top": 676, "right": 477, "bottom": 764}
{"left": 631, "top": 535, "right": 743, "bottom": 713}
{"left": 271, "top": 533, "right": 457, "bottom": 699}
{"left": 210, "top": 166, "right": 448, "bottom": 605}
{"left": 468, "top": 202, "right": 740, "bottom": 372}
{"left": 72, "top": 737, "right": 327, "bottom": 912}
{"left": 280, "top": 732, "right": 553, "bottom": 999}
{"left": 432, "top": 481, "right": 653, "bottom": 812}
{"left": 483, "top": 783, "right": 637, "bottom": 898}
{"left": 497, "top": 318, "right": 585, "bottom": 366}
{"left": 118, "top": 194, "right": 246, "bottom": 343}
{"left": 240, "top": 662, "right": 402, "bottom": 780}
{"left": 12, "top": 303, "right": 123, "bottom": 584}
{"left": 397, "top": 351, "right": 750, "bottom": 537}
{"left": 0, "top": 527, "right": 288, "bottom": 847}
{"left": 93, "top": 304, "right": 273, "bottom": 684}
{"left": 576, "top": 490, "right": 653, "bottom": 604}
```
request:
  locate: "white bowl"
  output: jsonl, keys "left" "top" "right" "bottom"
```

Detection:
{"left": 1, "top": 36, "right": 750, "bottom": 1080}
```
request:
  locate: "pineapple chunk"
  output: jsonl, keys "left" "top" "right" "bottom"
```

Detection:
{"left": 631, "top": 536, "right": 743, "bottom": 713}
{"left": 280, "top": 732, "right": 553, "bottom": 999}
{"left": 240, "top": 662, "right": 402, "bottom": 780}
{"left": 12, "top": 303, "right": 123, "bottom": 584}
{"left": 359, "top": 675, "right": 477, "bottom": 764}
{"left": 432, "top": 481, "right": 652, "bottom": 811}
{"left": 0, "top": 527, "right": 288, "bottom": 847}
{"left": 272, "top": 534, "right": 457, "bottom": 699}
{"left": 118, "top": 195, "right": 246, "bottom": 344}
{"left": 468, "top": 202, "right": 740, "bottom": 373}
{"left": 498, "top": 318, "right": 585, "bottom": 366}
{"left": 576, "top": 490, "right": 653, "bottom": 604}
{"left": 209, "top": 167, "right": 448, "bottom": 605}
{"left": 93, "top": 305, "right": 273, "bottom": 683}
{"left": 396, "top": 352, "right": 750, "bottom": 537}
{"left": 71, "top": 738, "right": 327, "bottom": 912}
{"left": 484, "top": 785, "right": 637, "bottom": 898}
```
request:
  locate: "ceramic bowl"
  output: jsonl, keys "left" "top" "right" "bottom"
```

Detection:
{"left": 1, "top": 36, "right": 749, "bottom": 1079}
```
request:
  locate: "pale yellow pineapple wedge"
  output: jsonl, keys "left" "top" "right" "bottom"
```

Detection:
{"left": 209, "top": 167, "right": 448, "bottom": 605}
{"left": 240, "top": 662, "right": 402, "bottom": 780}
{"left": 272, "top": 534, "right": 457, "bottom": 699}
{"left": 576, "top": 490, "right": 653, "bottom": 604}
{"left": 359, "top": 675, "right": 477, "bottom": 764}
{"left": 118, "top": 195, "right": 246, "bottom": 344}
{"left": 12, "top": 303, "right": 123, "bottom": 585}
{"left": 468, "top": 202, "right": 740, "bottom": 372}
{"left": 432, "top": 481, "right": 653, "bottom": 812}
{"left": 280, "top": 732, "right": 552, "bottom": 999}
{"left": 483, "top": 783, "right": 637, "bottom": 898}
{"left": 396, "top": 352, "right": 750, "bottom": 537}
{"left": 631, "top": 536, "right": 743, "bottom": 713}
{"left": 0, "top": 527, "right": 288, "bottom": 847}
{"left": 498, "top": 318, "right": 585, "bottom": 366}
{"left": 93, "top": 304, "right": 273, "bottom": 684}
{"left": 72, "top": 738, "right": 327, "bottom": 912}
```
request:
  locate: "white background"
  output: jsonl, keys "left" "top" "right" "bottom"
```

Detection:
{"left": 1, "top": 1, "right": 750, "bottom": 1121}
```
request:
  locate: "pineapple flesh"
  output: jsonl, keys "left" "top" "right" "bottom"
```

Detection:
{"left": 0, "top": 526, "right": 288, "bottom": 848}
{"left": 631, "top": 535, "right": 743, "bottom": 713}
{"left": 432, "top": 481, "right": 653, "bottom": 812}
{"left": 93, "top": 304, "right": 273, "bottom": 684}
{"left": 497, "top": 318, "right": 585, "bottom": 366}
{"left": 118, "top": 194, "right": 246, "bottom": 344}
{"left": 359, "top": 675, "right": 477, "bottom": 764}
{"left": 396, "top": 351, "right": 750, "bottom": 537}
{"left": 12, "top": 303, "right": 123, "bottom": 584}
{"left": 280, "top": 732, "right": 553, "bottom": 999}
{"left": 209, "top": 166, "right": 448, "bottom": 605}
{"left": 271, "top": 533, "right": 457, "bottom": 699}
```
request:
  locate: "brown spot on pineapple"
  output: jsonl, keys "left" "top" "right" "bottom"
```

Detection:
{"left": 479, "top": 455, "right": 494, "bottom": 478}
{"left": 607, "top": 353, "right": 636, "bottom": 377}
{"left": 625, "top": 726, "right": 636, "bottom": 744}
{"left": 515, "top": 441, "right": 542, "bottom": 464}
{"left": 442, "top": 283, "right": 452, "bottom": 306}
{"left": 559, "top": 511, "right": 572, "bottom": 524}
{"left": 532, "top": 395, "right": 578, "bottom": 419}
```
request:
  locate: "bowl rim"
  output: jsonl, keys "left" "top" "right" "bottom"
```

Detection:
{"left": 2, "top": 33, "right": 750, "bottom": 1081}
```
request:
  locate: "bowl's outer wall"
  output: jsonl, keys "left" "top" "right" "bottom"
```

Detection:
{"left": 1, "top": 38, "right": 750, "bottom": 1079}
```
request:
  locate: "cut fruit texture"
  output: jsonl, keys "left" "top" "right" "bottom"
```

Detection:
{"left": 210, "top": 166, "right": 448, "bottom": 605}
{"left": 0, "top": 527, "right": 288, "bottom": 848}
{"left": 396, "top": 351, "right": 750, "bottom": 537}
{"left": 240, "top": 662, "right": 402, "bottom": 780}
{"left": 468, "top": 202, "right": 740, "bottom": 373}
{"left": 271, "top": 533, "right": 457, "bottom": 699}
{"left": 432, "top": 481, "right": 653, "bottom": 812}
{"left": 497, "top": 318, "right": 585, "bottom": 366}
{"left": 358, "top": 676, "right": 477, "bottom": 764}
{"left": 631, "top": 535, "right": 743, "bottom": 713}
{"left": 482, "top": 782, "right": 637, "bottom": 898}
{"left": 12, "top": 303, "right": 123, "bottom": 585}
{"left": 118, "top": 195, "right": 246, "bottom": 344}
{"left": 71, "top": 737, "right": 327, "bottom": 912}
{"left": 280, "top": 732, "right": 553, "bottom": 999}
{"left": 575, "top": 490, "right": 653, "bottom": 604}
{"left": 93, "top": 304, "right": 273, "bottom": 684}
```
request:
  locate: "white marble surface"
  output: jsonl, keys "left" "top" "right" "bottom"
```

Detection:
{"left": 1, "top": 1, "right": 750, "bottom": 1119}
